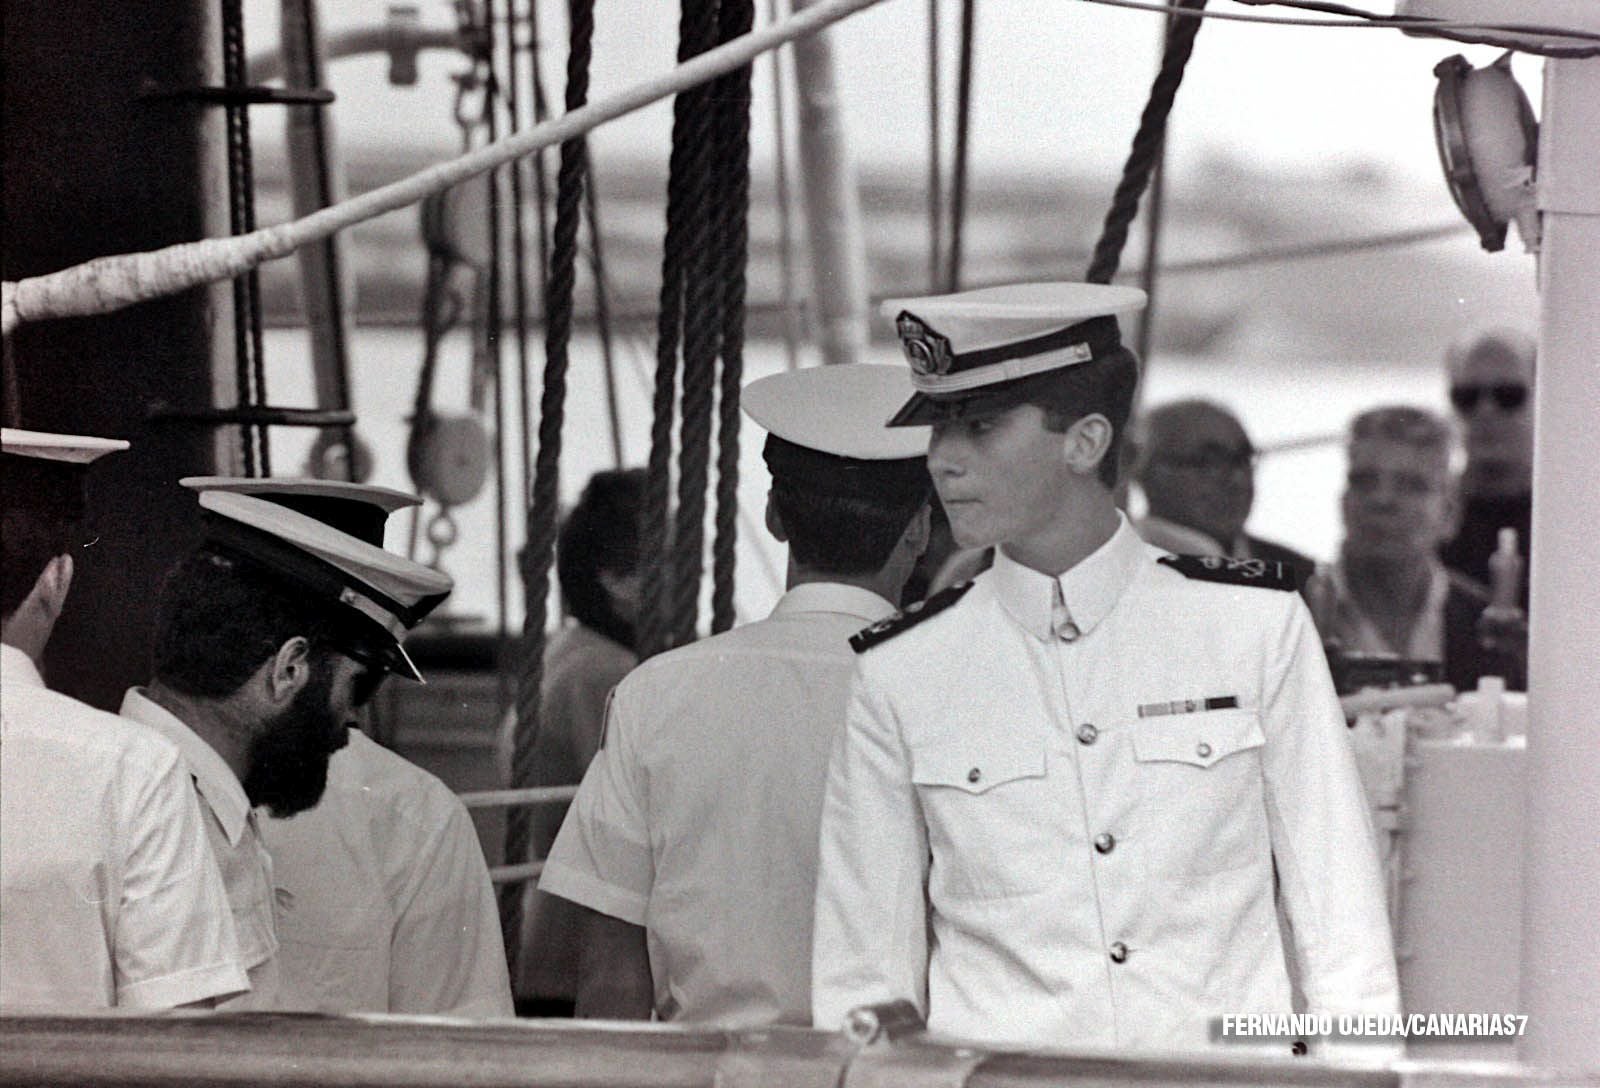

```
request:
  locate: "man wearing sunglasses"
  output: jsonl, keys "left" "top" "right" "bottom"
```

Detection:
{"left": 1439, "top": 329, "right": 1535, "bottom": 605}
{"left": 117, "top": 478, "right": 454, "bottom": 1009}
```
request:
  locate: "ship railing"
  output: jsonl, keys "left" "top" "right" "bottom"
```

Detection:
{"left": 3, "top": 1011, "right": 1590, "bottom": 1088}
{"left": 457, "top": 784, "right": 579, "bottom": 885}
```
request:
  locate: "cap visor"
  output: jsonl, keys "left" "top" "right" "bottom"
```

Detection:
{"left": 887, "top": 385, "right": 1036, "bottom": 428}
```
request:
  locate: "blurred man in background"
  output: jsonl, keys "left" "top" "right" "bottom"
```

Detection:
{"left": 1439, "top": 329, "right": 1534, "bottom": 604}
{"left": 498, "top": 468, "right": 646, "bottom": 1017}
{"left": 1132, "top": 399, "right": 1314, "bottom": 584}
{"left": 1313, "top": 406, "right": 1522, "bottom": 691}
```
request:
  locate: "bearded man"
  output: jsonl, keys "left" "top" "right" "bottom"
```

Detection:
{"left": 118, "top": 482, "right": 451, "bottom": 1008}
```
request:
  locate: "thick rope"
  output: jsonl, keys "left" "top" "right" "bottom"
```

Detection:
{"left": 1084, "top": 0, "right": 1208, "bottom": 285}
{"left": 504, "top": 0, "right": 595, "bottom": 954}
{"left": 639, "top": 0, "right": 719, "bottom": 661}
{"left": 0, "top": 0, "right": 891, "bottom": 339}
{"left": 222, "top": 0, "right": 265, "bottom": 475}
{"left": 710, "top": 0, "right": 754, "bottom": 635}
{"left": 668, "top": 0, "right": 726, "bottom": 651}
{"left": 637, "top": 84, "right": 694, "bottom": 660}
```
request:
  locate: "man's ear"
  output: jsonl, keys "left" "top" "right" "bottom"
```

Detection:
{"left": 764, "top": 492, "right": 788, "bottom": 542}
{"left": 1063, "top": 413, "right": 1114, "bottom": 477}
{"left": 265, "top": 636, "right": 314, "bottom": 705}
{"left": 36, "top": 554, "right": 74, "bottom": 624}
{"left": 903, "top": 502, "right": 932, "bottom": 559}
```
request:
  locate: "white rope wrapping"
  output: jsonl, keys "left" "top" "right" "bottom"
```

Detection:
{"left": 0, "top": 0, "right": 888, "bottom": 338}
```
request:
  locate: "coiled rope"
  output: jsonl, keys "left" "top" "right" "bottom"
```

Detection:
{"left": 1085, "top": 0, "right": 1209, "bottom": 285}
{"left": 504, "top": 0, "right": 596, "bottom": 954}
{"left": 0, "top": 0, "right": 889, "bottom": 339}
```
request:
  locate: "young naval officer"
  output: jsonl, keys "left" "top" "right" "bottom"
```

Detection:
{"left": 540, "top": 364, "right": 932, "bottom": 1027}
{"left": 117, "top": 476, "right": 453, "bottom": 1009}
{"left": 178, "top": 477, "right": 512, "bottom": 1018}
{"left": 1, "top": 429, "right": 246, "bottom": 1010}
{"left": 811, "top": 283, "right": 1399, "bottom": 1054}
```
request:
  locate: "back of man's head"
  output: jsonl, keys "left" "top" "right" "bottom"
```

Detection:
{"left": 768, "top": 474, "right": 930, "bottom": 577}
{"left": 152, "top": 547, "right": 341, "bottom": 700}
{"left": 556, "top": 468, "right": 647, "bottom": 648}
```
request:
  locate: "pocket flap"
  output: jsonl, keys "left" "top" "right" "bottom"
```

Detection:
{"left": 911, "top": 740, "right": 1045, "bottom": 794}
{"left": 1131, "top": 708, "right": 1264, "bottom": 769}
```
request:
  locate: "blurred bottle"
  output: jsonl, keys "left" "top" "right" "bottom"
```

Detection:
{"left": 1478, "top": 528, "right": 1528, "bottom": 689}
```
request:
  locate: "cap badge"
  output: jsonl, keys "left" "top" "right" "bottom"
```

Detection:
{"left": 896, "top": 313, "right": 955, "bottom": 377}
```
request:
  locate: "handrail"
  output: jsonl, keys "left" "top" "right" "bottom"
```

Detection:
{"left": 2, "top": 1013, "right": 1590, "bottom": 1088}
{"left": 458, "top": 784, "right": 579, "bottom": 810}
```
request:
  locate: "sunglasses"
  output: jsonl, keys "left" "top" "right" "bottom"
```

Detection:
{"left": 1450, "top": 383, "right": 1528, "bottom": 413}
{"left": 1156, "top": 444, "right": 1259, "bottom": 474}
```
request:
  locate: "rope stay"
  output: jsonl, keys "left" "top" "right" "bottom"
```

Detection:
{"left": 222, "top": 0, "right": 270, "bottom": 475}
{"left": 504, "top": 0, "right": 598, "bottom": 956}
{"left": 641, "top": 0, "right": 754, "bottom": 658}
{"left": 1085, "top": 0, "right": 1208, "bottom": 286}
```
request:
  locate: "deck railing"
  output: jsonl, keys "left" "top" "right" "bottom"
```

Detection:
{"left": 3, "top": 1013, "right": 1587, "bottom": 1088}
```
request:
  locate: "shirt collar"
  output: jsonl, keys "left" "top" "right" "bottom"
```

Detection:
{"left": 990, "top": 514, "right": 1147, "bottom": 642}
{"left": 1, "top": 643, "right": 45, "bottom": 688}
{"left": 119, "top": 686, "right": 253, "bottom": 846}
{"left": 770, "top": 582, "right": 898, "bottom": 624}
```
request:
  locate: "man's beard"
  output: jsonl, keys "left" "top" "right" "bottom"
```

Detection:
{"left": 243, "top": 661, "right": 351, "bottom": 818}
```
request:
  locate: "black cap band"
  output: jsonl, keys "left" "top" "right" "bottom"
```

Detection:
{"left": 762, "top": 436, "right": 930, "bottom": 503}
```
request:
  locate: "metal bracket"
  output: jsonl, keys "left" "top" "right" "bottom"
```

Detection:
{"left": 140, "top": 82, "right": 335, "bottom": 107}
{"left": 146, "top": 405, "right": 356, "bottom": 428}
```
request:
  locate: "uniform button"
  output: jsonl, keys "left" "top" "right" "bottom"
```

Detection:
{"left": 1057, "top": 622, "right": 1080, "bottom": 643}
{"left": 1076, "top": 723, "right": 1099, "bottom": 746}
{"left": 1108, "top": 941, "right": 1129, "bottom": 964}
{"left": 1196, "top": 741, "right": 1213, "bottom": 759}
{"left": 1094, "top": 832, "right": 1116, "bottom": 854}
{"left": 967, "top": 767, "right": 981, "bottom": 784}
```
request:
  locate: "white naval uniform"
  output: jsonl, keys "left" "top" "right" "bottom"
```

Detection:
{"left": 260, "top": 730, "right": 513, "bottom": 1017}
{"left": 541, "top": 582, "right": 898, "bottom": 1027}
{"left": 120, "top": 687, "right": 283, "bottom": 1010}
{"left": 812, "top": 517, "right": 1398, "bottom": 1051}
{"left": 1, "top": 645, "right": 247, "bottom": 1010}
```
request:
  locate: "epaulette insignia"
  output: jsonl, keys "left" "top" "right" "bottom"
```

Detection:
{"left": 850, "top": 581, "right": 974, "bottom": 653}
{"left": 1158, "top": 553, "right": 1297, "bottom": 591}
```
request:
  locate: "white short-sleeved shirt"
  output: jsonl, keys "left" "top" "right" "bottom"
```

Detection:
{"left": 541, "top": 582, "right": 897, "bottom": 1027}
{"left": 120, "top": 687, "right": 283, "bottom": 1010}
{"left": 1, "top": 644, "right": 247, "bottom": 1010}
{"left": 813, "top": 518, "right": 1399, "bottom": 1051}
{"left": 260, "top": 729, "right": 513, "bottom": 1017}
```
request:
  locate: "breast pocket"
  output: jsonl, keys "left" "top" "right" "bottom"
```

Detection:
{"left": 1130, "top": 708, "right": 1269, "bottom": 872}
{"left": 273, "top": 890, "right": 390, "bottom": 1011}
{"left": 911, "top": 739, "right": 1060, "bottom": 900}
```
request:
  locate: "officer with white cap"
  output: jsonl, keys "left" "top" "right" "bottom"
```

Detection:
{"left": 2, "top": 429, "right": 247, "bottom": 1010}
{"left": 117, "top": 476, "right": 453, "bottom": 1009}
{"left": 169, "top": 478, "right": 514, "bottom": 1017}
{"left": 812, "top": 284, "right": 1398, "bottom": 1053}
{"left": 541, "top": 364, "right": 932, "bottom": 1026}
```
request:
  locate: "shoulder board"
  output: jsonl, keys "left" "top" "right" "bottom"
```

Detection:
{"left": 850, "top": 582, "right": 974, "bottom": 654}
{"left": 1157, "top": 553, "right": 1297, "bottom": 592}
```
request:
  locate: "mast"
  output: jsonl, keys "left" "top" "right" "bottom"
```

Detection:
{"left": 1, "top": 0, "right": 229, "bottom": 710}
{"left": 790, "top": 0, "right": 871, "bottom": 364}
{"left": 1518, "top": 46, "right": 1600, "bottom": 1073}
{"left": 1398, "top": 0, "right": 1600, "bottom": 1068}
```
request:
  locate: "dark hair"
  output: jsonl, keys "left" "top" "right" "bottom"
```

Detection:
{"left": 1032, "top": 345, "right": 1141, "bottom": 489}
{"left": 558, "top": 469, "right": 646, "bottom": 650}
{"left": 769, "top": 481, "right": 929, "bottom": 576}
{"left": 1, "top": 506, "right": 75, "bottom": 619}
{"left": 152, "top": 547, "right": 341, "bottom": 699}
